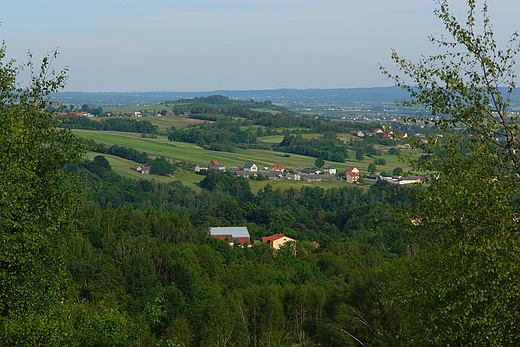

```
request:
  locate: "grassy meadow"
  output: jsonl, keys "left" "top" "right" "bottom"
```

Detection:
{"left": 74, "top": 124, "right": 415, "bottom": 193}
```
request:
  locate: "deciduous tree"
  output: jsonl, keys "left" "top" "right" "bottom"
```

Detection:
{"left": 381, "top": 1, "right": 520, "bottom": 345}
{"left": 0, "top": 44, "right": 88, "bottom": 343}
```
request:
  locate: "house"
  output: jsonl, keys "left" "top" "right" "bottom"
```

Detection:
{"left": 209, "top": 226, "right": 251, "bottom": 246}
{"left": 295, "top": 166, "right": 321, "bottom": 175}
{"left": 379, "top": 175, "right": 423, "bottom": 185}
{"left": 320, "top": 174, "right": 339, "bottom": 181}
{"left": 209, "top": 160, "right": 220, "bottom": 169}
{"left": 397, "top": 176, "right": 422, "bottom": 185}
{"left": 194, "top": 164, "right": 208, "bottom": 173}
{"left": 261, "top": 233, "right": 297, "bottom": 249}
{"left": 243, "top": 163, "right": 258, "bottom": 172}
{"left": 345, "top": 171, "right": 360, "bottom": 183}
{"left": 272, "top": 164, "right": 286, "bottom": 172}
{"left": 301, "top": 175, "right": 322, "bottom": 182}
{"left": 373, "top": 128, "right": 384, "bottom": 134}
{"left": 324, "top": 167, "right": 336, "bottom": 175}
{"left": 265, "top": 171, "right": 283, "bottom": 180}
{"left": 284, "top": 173, "right": 301, "bottom": 180}
{"left": 234, "top": 171, "right": 257, "bottom": 178}
{"left": 366, "top": 173, "right": 381, "bottom": 181}
{"left": 213, "top": 164, "right": 226, "bottom": 171}
{"left": 132, "top": 163, "right": 152, "bottom": 174}
{"left": 344, "top": 166, "right": 360, "bottom": 174}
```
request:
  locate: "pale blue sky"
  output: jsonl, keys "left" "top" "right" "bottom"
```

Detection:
{"left": 1, "top": 0, "right": 518, "bottom": 92}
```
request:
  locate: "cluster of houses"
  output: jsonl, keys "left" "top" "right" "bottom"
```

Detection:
{"left": 352, "top": 128, "right": 409, "bottom": 139}
{"left": 195, "top": 160, "right": 360, "bottom": 183}
{"left": 195, "top": 160, "right": 421, "bottom": 185}
{"left": 209, "top": 226, "right": 310, "bottom": 249}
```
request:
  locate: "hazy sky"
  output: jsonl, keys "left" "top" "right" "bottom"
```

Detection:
{"left": 2, "top": 0, "right": 518, "bottom": 92}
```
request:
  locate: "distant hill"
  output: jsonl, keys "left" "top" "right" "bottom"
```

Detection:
{"left": 52, "top": 86, "right": 520, "bottom": 108}
{"left": 51, "top": 87, "right": 411, "bottom": 107}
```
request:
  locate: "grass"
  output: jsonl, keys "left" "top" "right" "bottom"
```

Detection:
{"left": 75, "top": 129, "right": 416, "bottom": 190}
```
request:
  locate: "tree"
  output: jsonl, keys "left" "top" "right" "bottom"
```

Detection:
{"left": 0, "top": 45, "right": 88, "bottom": 343}
{"left": 355, "top": 149, "right": 364, "bottom": 161}
{"left": 381, "top": 1, "right": 520, "bottom": 345}
{"left": 388, "top": 147, "right": 400, "bottom": 156}
{"left": 392, "top": 167, "right": 403, "bottom": 176}
{"left": 314, "top": 157, "right": 325, "bottom": 168}
{"left": 367, "top": 163, "right": 377, "bottom": 174}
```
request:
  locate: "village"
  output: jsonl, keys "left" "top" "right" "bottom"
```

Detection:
{"left": 193, "top": 160, "right": 422, "bottom": 185}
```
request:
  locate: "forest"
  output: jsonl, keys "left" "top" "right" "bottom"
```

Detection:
{"left": 3, "top": 1, "right": 520, "bottom": 346}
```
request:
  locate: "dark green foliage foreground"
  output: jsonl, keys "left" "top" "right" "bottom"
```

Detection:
{"left": 4, "top": 1, "right": 520, "bottom": 345}
{"left": 66, "top": 160, "right": 412, "bottom": 347}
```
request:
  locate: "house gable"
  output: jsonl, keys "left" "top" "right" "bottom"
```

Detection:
{"left": 344, "top": 166, "right": 359, "bottom": 174}
{"left": 209, "top": 160, "right": 220, "bottom": 169}
{"left": 261, "top": 233, "right": 297, "bottom": 249}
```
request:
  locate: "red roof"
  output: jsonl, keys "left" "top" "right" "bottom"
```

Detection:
{"left": 209, "top": 160, "right": 220, "bottom": 168}
{"left": 261, "top": 233, "right": 286, "bottom": 243}
{"left": 261, "top": 233, "right": 297, "bottom": 244}
{"left": 272, "top": 164, "right": 286, "bottom": 170}
{"left": 345, "top": 166, "right": 357, "bottom": 172}
{"left": 347, "top": 172, "right": 360, "bottom": 176}
{"left": 212, "top": 234, "right": 251, "bottom": 245}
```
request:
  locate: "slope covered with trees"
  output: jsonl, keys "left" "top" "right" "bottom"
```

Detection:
{"left": 3, "top": 1, "right": 520, "bottom": 346}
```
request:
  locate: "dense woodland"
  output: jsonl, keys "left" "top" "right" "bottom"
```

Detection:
{"left": 63, "top": 157, "right": 413, "bottom": 346}
{"left": 4, "top": 1, "right": 520, "bottom": 346}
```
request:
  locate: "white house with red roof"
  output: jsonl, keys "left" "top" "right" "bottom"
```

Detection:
{"left": 272, "top": 164, "right": 286, "bottom": 172}
{"left": 344, "top": 166, "right": 360, "bottom": 174}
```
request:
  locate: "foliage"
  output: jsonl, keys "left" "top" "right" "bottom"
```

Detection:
{"left": 71, "top": 116, "right": 158, "bottom": 133}
{"left": 382, "top": 0, "right": 520, "bottom": 345}
{"left": 355, "top": 149, "right": 364, "bottom": 161}
{"left": 392, "top": 167, "right": 403, "bottom": 176}
{"left": 276, "top": 134, "right": 349, "bottom": 162}
{"left": 0, "top": 45, "right": 88, "bottom": 342}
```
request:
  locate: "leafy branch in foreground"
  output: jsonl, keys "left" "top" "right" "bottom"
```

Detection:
{"left": 381, "top": 1, "right": 520, "bottom": 346}
{"left": 381, "top": 0, "right": 520, "bottom": 184}
{"left": 0, "top": 44, "right": 92, "bottom": 344}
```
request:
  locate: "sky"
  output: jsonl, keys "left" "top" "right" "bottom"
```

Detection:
{"left": 1, "top": 0, "right": 519, "bottom": 92}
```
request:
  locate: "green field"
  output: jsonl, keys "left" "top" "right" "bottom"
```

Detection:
{"left": 75, "top": 129, "right": 415, "bottom": 192}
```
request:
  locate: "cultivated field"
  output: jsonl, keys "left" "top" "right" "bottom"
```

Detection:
{"left": 74, "top": 128, "right": 414, "bottom": 193}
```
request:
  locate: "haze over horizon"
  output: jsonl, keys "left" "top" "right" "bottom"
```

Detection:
{"left": 2, "top": 0, "right": 518, "bottom": 93}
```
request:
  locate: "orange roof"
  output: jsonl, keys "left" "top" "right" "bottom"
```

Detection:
{"left": 261, "top": 233, "right": 286, "bottom": 243}
{"left": 261, "top": 233, "right": 297, "bottom": 243}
